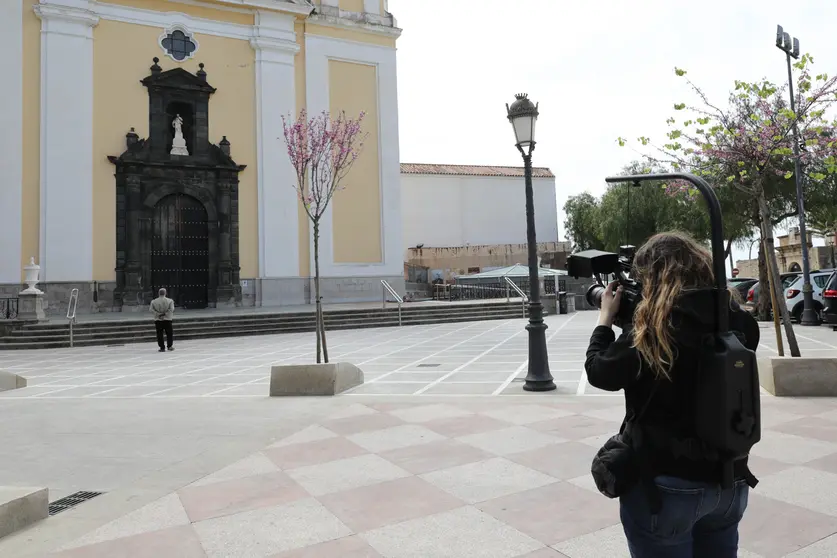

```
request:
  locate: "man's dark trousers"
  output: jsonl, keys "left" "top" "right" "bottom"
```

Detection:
{"left": 155, "top": 320, "right": 174, "bottom": 350}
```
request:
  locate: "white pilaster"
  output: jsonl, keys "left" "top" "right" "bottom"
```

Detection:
{"left": 364, "top": 0, "right": 381, "bottom": 15}
{"left": 251, "top": 11, "right": 300, "bottom": 278}
{"left": 304, "top": 35, "right": 402, "bottom": 278}
{"left": 0, "top": 1, "right": 23, "bottom": 283}
{"left": 35, "top": 0, "right": 99, "bottom": 282}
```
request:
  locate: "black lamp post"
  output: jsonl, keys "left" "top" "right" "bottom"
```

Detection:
{"left": 506, "top": 93, "right": 555, "bottom": 392}
{"left": 776, "top": 25, "right": 819, "bottom": 326}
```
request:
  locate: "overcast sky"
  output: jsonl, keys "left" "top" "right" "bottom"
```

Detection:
{"left": 388, "top": 0, "right": 837, "bottom": 271}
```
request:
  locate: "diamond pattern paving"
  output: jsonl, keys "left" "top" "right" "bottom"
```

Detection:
{"left": 41, "top": 396, "right": 837, "bottom": 557}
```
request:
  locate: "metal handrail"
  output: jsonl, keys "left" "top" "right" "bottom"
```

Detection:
{"left": 67, "top": 288, "right": 79, "bottom": 348}
{"left": 503, "top": 276, "right": 528, "bottom": 318}
{"left": 381, "top": 280, "right": 403, "bottom": 326}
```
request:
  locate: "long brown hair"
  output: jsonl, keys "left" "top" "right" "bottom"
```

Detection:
{"left": 631, "top": 232, "right": 714, "bottom": 379}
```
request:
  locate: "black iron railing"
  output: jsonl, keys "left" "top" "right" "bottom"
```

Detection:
{"left": 1, "top": 297, "right": 19, "bottom": 320}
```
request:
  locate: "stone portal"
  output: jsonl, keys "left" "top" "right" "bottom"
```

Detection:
{"left": 109, "top": 58, "right": 245, "bottom": 310}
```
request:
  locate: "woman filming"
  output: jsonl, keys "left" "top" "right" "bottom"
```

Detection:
{"left": 585, "top": 232, "right": 760, "bottom": 557}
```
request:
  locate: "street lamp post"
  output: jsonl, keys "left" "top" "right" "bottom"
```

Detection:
{"left": 776, "top": 25, "right": 819, "bottom": 326}
{"left": 506, "top": 93, "right": 555, "bottom": 392}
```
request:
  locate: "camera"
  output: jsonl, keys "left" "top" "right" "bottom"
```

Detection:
{"left": 566, "top": 245, "right": 642, "bottom": 329}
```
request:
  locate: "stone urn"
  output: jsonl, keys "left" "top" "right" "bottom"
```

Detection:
{"left": 21, "top": 257, "right": 43, "bottom": 295}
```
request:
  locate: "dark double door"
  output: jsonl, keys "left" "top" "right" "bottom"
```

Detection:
{"left": 151, "top": 193, "right": 209, "bottom": 309}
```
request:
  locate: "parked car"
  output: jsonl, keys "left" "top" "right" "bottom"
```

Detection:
{"left": 822, "top": 271, "right": 837, "bottom": 325}
{"left": 742, "top": 272, "right": 801, "bottom": 317}
{"left": 730, "top": 278, "right": 757, "bottom": 301}
{"left": 785, "top": 270, "right": 834, "bottom": 323}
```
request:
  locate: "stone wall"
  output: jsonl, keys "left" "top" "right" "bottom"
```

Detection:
{"left": 0, "top": 281, "right": 119, "bottom": 318}
{"left": 405, "top": 241, "right": 572, "bottom": 281}
{"left": 238, "top": 276, "right": 405, "bottom": 307}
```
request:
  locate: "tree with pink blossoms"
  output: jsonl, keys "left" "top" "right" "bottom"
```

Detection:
{"left": 282, "top": 109, "right": 367, "bottom": 363}
{"left": 618, "top": 54, "right": 837, "bottom": 357}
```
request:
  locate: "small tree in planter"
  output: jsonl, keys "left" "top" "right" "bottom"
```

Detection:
{"left": 282, "top": 109, "right": 367, "bottom": 363}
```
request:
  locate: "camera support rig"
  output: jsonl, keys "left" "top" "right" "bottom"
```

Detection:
{"left": 604, "top": 173, "right": 730, "bottom": 335}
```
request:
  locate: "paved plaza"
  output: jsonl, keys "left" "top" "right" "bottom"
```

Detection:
{"left": 4, "top": 310, "right": 837, "bottom": 400}
{"left": 2, "top": 312, "right": 837, "bottom": 556}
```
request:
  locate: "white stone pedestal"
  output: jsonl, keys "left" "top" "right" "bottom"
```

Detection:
{"left": 17, "top": 292, "right": 47, "bottom": 322}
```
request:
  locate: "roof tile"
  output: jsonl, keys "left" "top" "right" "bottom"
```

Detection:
{"left": 400, "top": 163, "right": 554, "bottom": 178}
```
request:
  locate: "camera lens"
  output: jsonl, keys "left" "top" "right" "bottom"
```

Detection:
{"left": 586, "top": 284, "right": 605, "bottom": 308}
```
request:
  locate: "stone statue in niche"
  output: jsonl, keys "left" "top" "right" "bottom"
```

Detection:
{"left": 170, "top": 113, "right": 188, "bottom": 156}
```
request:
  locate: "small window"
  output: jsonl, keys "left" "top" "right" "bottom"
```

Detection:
{"left": 161, "top": 30, "right": 197, "bottom": 62}
{"left": 814, "top": 274, "right": 830, "bottom": 288}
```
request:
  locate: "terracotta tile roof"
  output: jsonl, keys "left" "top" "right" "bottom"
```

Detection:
{"left": 400, "top": 163, "right": 555, "bottom": 178}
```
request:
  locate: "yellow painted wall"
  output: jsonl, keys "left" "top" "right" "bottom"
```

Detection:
{"left": 341, "top": 0, "right": 365, "bottom": 12}
{"left": 92, "top": 20, "right": 257, "bottom": 281}
{"left": 328, "top": 60, "right": 382, "bottom": 264}
{"left": 21, "top": 0, "right": 40, "bottom": 280}
{"left": 294, "top": 21, "right": 311, "bottom": 277}
{"left": 100, "top": 0, "right": 254, "bottom": 25}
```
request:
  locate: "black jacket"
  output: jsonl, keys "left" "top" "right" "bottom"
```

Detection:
{"left": 585, "top": 290, "right": 760, "bottom": 484}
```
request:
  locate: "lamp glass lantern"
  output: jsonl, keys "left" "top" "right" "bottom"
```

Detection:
{"left": 506, "top": 93, "right": 539, "bottom": 153}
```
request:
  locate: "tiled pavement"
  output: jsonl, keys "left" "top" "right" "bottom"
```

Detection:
{"left": 4, "top": 310, "right": 837, "bottom": 400}
{"left": 33, "top": 396, "right": 837, "bottom": 558}
{"left": 5, "top": 312, "right": 837, "bottom": 556}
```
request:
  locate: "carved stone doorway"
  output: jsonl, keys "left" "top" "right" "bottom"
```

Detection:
{"left": 151, "top": 193, "right": 209, "bottom": 309}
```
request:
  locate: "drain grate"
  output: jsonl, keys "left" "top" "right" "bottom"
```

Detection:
{"left": 49, "top": 491, "right": 104, "bottom": 516}
{"left": 417, "top": 363, "right": 441, "bottom": 368}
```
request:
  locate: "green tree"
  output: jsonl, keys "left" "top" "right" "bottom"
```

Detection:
{"left": 563, "top": 162, "right": 717, "bottom": 253}
{"left": 563, "top": 192, "right": 604, "bottom": 251}
{"left": 619, "top": 58, "right": 837, "bottom": 356}
{"left": 806, "top": 172, "right": 837, "bottom": 267}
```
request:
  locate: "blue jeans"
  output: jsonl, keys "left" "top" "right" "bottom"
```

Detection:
{"left": 620, "top": 475, "right": 749, "bottom": 558}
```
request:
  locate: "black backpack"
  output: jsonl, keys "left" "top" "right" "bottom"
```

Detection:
{"left": 693, "top": 306, "right": 761, "bottom": 488}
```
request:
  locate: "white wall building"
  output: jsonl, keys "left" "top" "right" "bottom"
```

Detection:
{"left": 400, "top": 164, "right": 558, "bottom": 249}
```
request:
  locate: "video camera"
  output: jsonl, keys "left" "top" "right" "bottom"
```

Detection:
{"left": 566, "top": 245, "right": 641, "bottom": 329}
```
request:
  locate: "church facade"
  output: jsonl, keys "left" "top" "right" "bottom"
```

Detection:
{"left": 0, "top": 0, "right": 403, "bottom": 313}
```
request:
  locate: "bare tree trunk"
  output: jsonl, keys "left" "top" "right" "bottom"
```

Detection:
{"left": 312, "top": 221, "right": 329, "bottom": 364}
{"left": 757, "top": 236, "right": 770, "bottom": 321}
{"left": 726, "top": 238, "right": 734, "bottom": 275}
{"left": 320, "top": 300, "right": 329, "bottom": 364}
{"left": 763, "top": 241, "right": 785, "bottom": 356}
{"left": 313, "top": 221, "right": 322, "bottom": 364}
{"left": 757, "top": 190, "right": 801, "bottom": 357}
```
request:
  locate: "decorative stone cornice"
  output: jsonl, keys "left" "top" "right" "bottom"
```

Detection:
{"left": 250, "top": 36, "right": 299, "bottom": 55}
{"left": 210, "top": 0, "right": 314, "bottom": 16}
{"left": 308, "top": 12, "right": 401, "bottom": 39}
{"left": 35, "top": 3, "right": 100, "bottom": 33}
{"left": 251, "top": 10, "right": 299, "bottom": 59}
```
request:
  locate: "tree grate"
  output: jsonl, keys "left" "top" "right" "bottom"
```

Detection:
{"left": 48, "top": 491, "right": 104, "bottom": 516}
{"left": 417, "top": 363, "right": 441, "bottom": 368}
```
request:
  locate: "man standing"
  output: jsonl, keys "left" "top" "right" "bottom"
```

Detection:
{"left": 150, "top": 288, "right": 175, "bottom": 352}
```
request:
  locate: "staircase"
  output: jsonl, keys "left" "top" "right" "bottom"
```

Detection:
{"left": 0, "top": 302, "right": 528, "bottom": 350}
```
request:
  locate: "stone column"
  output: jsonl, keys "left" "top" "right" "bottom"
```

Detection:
{"left": 216, "top": 179, "right": 234, "bottom": 304}
{"left": 0, "top": 0, "right": 23, "bottom": 283}
{"left": 251, "top": 11, "right": 300, "bottom": 282}
{"left": 123, "top": 174, "right": 143, "bottom": 306}
{"left": 35, "top": 0, "right": 99, "bottom": 283}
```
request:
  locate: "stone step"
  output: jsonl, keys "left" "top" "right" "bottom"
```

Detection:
{"left": 0, "top": 487, "right": 48, "bottom": 539}
{"left": 17, "top": 303, "right": 521, "bottom": 332}
{"left": 2, "top": 307, "right": 526, "bottom": 340}
{"left": 0, "top": 310, "right": 523, "bottom": 350}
